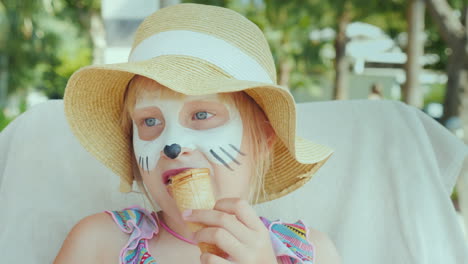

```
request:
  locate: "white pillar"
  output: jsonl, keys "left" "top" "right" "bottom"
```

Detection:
{"left": 101, "top": 0, "right": 160, "bottom": 64}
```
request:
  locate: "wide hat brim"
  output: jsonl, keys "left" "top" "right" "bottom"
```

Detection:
{"left": 64, "top": 55, "right": 334, "bottom": 204}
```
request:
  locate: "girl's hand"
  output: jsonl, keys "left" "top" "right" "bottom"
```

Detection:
{"left": 183, "top": 197, "right": 278, "bottom": 264}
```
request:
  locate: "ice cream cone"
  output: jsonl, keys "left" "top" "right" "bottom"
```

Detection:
{"left": 168, "top": 168, "right": 228, "bottom": 258}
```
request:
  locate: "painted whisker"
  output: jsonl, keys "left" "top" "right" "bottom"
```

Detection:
{"left": 220, "top": 146, "right": 241, "bottom": 165}
{"left": 146, "top": 156, "right": 149, "bottom": 172}
{"left": 229, "top": 144, "right": 246, "bottom": 156}
{"left": 210, "top": 149, "right": 233, "bottom": 171}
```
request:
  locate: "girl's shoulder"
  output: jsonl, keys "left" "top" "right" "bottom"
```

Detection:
{"left": 54, "top": 212, "right": 130, "bottom": 263}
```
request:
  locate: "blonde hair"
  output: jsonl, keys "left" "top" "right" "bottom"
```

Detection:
{"left": 120, "top": 75, "right": 275, "bottom": 207}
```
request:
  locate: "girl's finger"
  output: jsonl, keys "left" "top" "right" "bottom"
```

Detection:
{"left": 195, "top": 227, "right": 246, "bottom": 260}
{"left": 200, "top": 252, "right": 231, "bottom": 264}
{"left": 213, "top": 198, "right": 265, "bottom": 231}
{"left": 184, "top": 208, "right": 251, "bottom": 243}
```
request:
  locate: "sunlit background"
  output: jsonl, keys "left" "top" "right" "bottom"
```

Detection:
{"left": 1, "top": 0, "right": 467, "bottom": 237}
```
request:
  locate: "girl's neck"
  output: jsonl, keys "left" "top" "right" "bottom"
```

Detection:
{"left": 156, "top": 211, "right": 197, "bottom": 245}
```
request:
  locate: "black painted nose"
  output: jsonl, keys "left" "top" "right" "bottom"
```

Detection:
{"left": 164, "top": 144, "right": 182, "bottom": 159}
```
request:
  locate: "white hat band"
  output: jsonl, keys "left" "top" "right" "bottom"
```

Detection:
{"left": 128, "top": 30, "right": 274, "bottom": 84}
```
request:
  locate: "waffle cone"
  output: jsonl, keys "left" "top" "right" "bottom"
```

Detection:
{"left": 168, "top": 168, "right": 228, "bottom": 258}
{"left": 199, "top": 242, "right": 229, "bottom": 258}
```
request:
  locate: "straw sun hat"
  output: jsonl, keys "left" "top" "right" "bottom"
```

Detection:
{"left": 64, "top": 3, "right": 334, "bottom": 204}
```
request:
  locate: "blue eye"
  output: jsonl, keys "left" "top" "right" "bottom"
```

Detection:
{"left": 144, "top": 118, "right": 160, "bottom": 127}
{"left": 193, "top": 111, "right": 213, "bottom": 120}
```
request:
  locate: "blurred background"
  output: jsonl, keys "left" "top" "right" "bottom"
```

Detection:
{"left": 0, "top": 0, "right": 467, "bottom": 234}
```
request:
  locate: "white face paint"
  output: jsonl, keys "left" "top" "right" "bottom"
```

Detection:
{"left": 132, "top": 94, "right": 244, "bottom": 172}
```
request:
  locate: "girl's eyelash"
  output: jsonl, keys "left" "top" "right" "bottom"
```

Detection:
{"left": 142, "top": 117, "right": 161, "bottom": 126}
{"left": 192, "top": 111, "right": 214, "bottom": 120}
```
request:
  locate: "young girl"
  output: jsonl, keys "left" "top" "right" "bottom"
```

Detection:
{"left": 55, "top": 3, "right": 340, "bottom": 264}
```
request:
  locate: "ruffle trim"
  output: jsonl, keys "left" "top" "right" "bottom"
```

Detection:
{"left": 260, "top": 217, "right": 315, "bottom": 264}
{"left": 105, "top": 205, "right": 159, "bottom": 264}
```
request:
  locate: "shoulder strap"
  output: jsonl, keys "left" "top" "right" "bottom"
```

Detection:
{"left": 106, "top": 206, "right": 147, "bottom": 233}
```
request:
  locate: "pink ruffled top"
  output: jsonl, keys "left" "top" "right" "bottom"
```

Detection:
{"left": 105, "top": 205, "right": 315, "bottom": 264}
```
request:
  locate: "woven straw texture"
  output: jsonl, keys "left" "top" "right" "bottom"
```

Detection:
{"left": 63, "top": 3, "right": 334, "bottom": 204}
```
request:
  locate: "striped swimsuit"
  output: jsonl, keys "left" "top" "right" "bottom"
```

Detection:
{"left": 105, "top": 205, "right": 315, "bottom": 264}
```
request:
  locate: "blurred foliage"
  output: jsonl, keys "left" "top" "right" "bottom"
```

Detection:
{"left": 424, "top": 83, "right": 445, "bottom": 106}
{"left": 0, "top": 108, "right": 13, "bottom": 131}
{"left": 0, "top": 92, "right": 25, "bottom": 131}
{"left": 425, "top": 0, "right": 465, "bottom": 72}
{"left": 2, "top": 0, "right": 460, "bottom": 99}
{"left": 1, "top": 0, "right": 463, "bottom": 128}
{"left": 0, "top": 0, "right": 98, "bottom": 100}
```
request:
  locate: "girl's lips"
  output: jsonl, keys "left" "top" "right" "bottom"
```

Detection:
{"left": 162, "top": 167, "right": 193, "bottom": 185}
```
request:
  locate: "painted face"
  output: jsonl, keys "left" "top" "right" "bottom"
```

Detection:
{"left": 131, "top": 80, "right": 262, "bottom": 239}
{"left": 132, "top": 93, "right": 245, "bottom": 173}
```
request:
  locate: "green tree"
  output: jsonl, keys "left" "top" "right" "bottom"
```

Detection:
{"left": 424, "top": 0, "right": 467, "bottom": 124}
{"left": 57, "top": 0, "right": 103, "bottom": 64}
{"left": 0, "top": 0, "right": 48, "bottom": 104}
{"left": 0, "top": 0, "right": 99, "bottom": 103}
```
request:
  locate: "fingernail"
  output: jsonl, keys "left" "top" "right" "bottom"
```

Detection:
{"left": 182, "top": 209, "right": 192, "bottom": 219}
